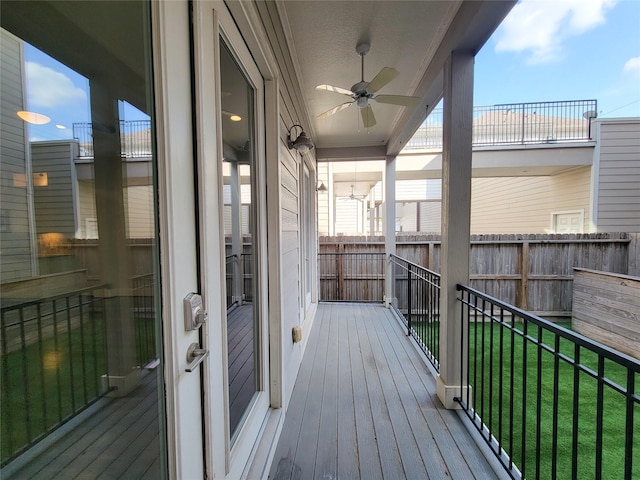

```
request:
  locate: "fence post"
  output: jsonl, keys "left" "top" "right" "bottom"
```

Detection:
{"left": 520, "top": 241, "right": 529, "bottom": 310}
{"left": 338, "top": 243, "right": 345, "bottom": 300}
{"left": 407, "top": 264, "right": 412, "bottom": 336}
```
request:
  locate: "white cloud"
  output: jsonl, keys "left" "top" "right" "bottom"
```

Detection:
{"left": 623, "top": 56, "right": 640, "bottom": 78}
{"left": 26, "top": 62, "right": 87, "bottom": 109}
{"left": 495, "top": 0, "right": 617, "bottom": 64}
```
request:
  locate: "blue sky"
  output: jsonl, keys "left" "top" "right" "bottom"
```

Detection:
{"left": 23, "top": 46, "right": 147, "bottom": 142}
{"left": 474, "top": 0, "right": 640, "bottom": 118}
{"left": 22, "top": 0, "right": 640, "bottom": 141}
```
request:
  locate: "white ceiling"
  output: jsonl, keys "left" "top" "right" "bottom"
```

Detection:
{"left": 279, "top": 0, "right": 515, "bottom": 159}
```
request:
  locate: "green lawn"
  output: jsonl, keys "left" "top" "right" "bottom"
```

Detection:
{"left": 1, "top": 315, "right": 157, "bottom": 466}
{"left": 1, "top": 315, "right": 108, "bottom": 464}
{"left": 465, "top": 321, "right": 640, "bottom": 480}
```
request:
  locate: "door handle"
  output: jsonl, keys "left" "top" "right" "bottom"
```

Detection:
{"left": 185, "top": 342, "right": 209, "bottom": 372}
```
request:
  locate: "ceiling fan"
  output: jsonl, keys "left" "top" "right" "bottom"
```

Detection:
{"left": 315, "top": 43, "right": 420, "bottom": 128}
{"left": 338, "top": 185, "right": 367, "bottom": 202}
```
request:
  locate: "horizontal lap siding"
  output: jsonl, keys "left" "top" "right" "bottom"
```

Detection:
{"left": 596, "top": 120, "right": 640, "bottom": 232}
{"left": 257, "top": 0, "right": 311, "bottom": 404}
{"left": 471, "top": 166, "right": 591, "bottom": 234}
{"left": 31, "top": 142, "right": 77, "bottom": 236}
{"left": 1, "top": 30, "right": 33, "bottom": 282}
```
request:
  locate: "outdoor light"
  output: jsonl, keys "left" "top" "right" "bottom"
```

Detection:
{"left": 287, "top": 124, "right": 314, "bottom": 154}
{"left": 317, "top": 181, "right": 328, "bottom": 192}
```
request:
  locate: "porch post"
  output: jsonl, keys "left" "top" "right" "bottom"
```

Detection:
{"left": 90, "top": 82, "right": 140, "bottom": 396}
{"left": 436, "top": 50, "right": 474, "bottom": 409}
{"left": 384, "top": 154, "right": 396, "bottom": 307}
{"left": 230, "top": 161, "right": 243, "bottom": 304}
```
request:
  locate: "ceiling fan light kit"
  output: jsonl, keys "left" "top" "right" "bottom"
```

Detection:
{"left": 315, "top": 42, "right": 419, "bottom": 128}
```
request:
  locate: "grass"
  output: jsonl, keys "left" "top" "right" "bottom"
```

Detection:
{"left": 465, "top": 320, "right": 640, "bottom": 480}
{"left": 1, "top": 314, "right": 108, "bottom": 465}
{"left": 1, "top": 312, "right": 157, "bottom": 466}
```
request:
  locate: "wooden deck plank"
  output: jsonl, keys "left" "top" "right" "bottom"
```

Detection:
{"left": 336, "top": 304, "right": 359, "bottom": 479}
{"left": 376, "top": 307, "right": 498, "bottom": 478}
{"left": 6, "top": 370, "right": 161, "bottom": 480}
{"left": 348, "top": 305, "right": 383, "bottom": 479}
{"left": 269, "top": 303, "right": 503, "bottom": 480}
{"left": 373, "top": 306, "right": 462, "bottom": 479}
{"left": 33, "top": 380, "right": 158, "bottom": 479}
{"left": 354, "top": 304, "right": 406, "bottom": 479}
{"left": 363, "top": 306, "right": 429, "bottom": 479}
{"left": 269, "top": 305, "right": 326, "bottom": 480}
{"left": 292, "top": 303, "right": 331, "bottom": 480}
{"left": 314, "top": 303, "right": 339, "bottom": 479}
{"left": 227, "top": 303, "right": 256, "bottom": 434}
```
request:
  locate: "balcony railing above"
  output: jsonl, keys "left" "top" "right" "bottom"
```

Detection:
{"left": 404, "top": 99, "right": 597, "bottom": 150}
{"left": 73, "top": 120, "right": 152, "bottom": 159}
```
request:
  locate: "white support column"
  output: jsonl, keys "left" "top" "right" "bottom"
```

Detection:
{"left": 384, "top": 154, "right": 396, "bottom": 307}
{"left": 230, "top": 161, "right": 243, "bottom": 305}
{"left": 437, "top": 51, "right": 474, "bottom": 409}
{"left": 90, "top": 82, "right": 139, "bottom": 396}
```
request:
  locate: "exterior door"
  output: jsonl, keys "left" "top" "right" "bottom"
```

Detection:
{"left": 190, "top": 2, "right": 271, "bottom": 478}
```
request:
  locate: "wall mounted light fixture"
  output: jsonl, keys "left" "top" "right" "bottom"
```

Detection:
{"left": 317, "top": 181, "right": 328, "bottom": 192}
{"left": 287, "top": 124, "right": 314, "bottom": 154}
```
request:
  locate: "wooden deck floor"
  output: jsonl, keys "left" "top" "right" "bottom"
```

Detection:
{"left": 2, "top": 369, "right": 162, "bottom": 480}
{"left": 269, "top": 303, "right": 501, "bottom": 480}
{"left": 227, "top": 303, "right": 256, "bottom": 435}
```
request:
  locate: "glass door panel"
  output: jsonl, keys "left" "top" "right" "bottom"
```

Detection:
{"left": 0, "top": 2, "right": 166, "bottom": 477}
{"left": 219, "top": 39, "right": 259, "bottom": 442}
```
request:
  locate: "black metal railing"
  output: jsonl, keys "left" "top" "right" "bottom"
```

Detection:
{"left": 318, "top": 252, "right": 385, "bottom": 302}
{"left": 225, "top": 255, "right": 237, "bottom": 310}
{"left": 389, "top": 254, "right": 441, "bottom": 371}
{"left": 0, "top": 285, "right": 109, "bottom": 465}
{"left": 404, "top": 99, "right": 597, "bottom": 150}
{"left": 456, "top": 284, "right": 640, "bottom": 480}
{"left": 73, "top": 120, "right": 152, "bottom": 158}
{"left": 241, "top": 253, "right": 253, "bottom": 303}
{"left": 132, "top": 273, "right": 157, "bottom": 367}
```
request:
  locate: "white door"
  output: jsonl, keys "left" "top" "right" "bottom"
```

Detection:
{"left": 152, "top": 2, "right": 209, "bottom": 478}
{"left": 155, "top": 2, "right": 272, "bottom": 477}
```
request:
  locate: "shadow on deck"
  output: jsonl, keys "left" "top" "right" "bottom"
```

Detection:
{"left": 269, "top": 303, "right": 504, "bottom": 480}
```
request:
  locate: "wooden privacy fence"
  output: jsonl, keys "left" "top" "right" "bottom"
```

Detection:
{"left": 319, "top": 233, "right": 634, "bottom": 317}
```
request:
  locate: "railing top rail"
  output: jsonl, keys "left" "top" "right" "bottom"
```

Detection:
{"left": 492, "top": 98, "right": 598, "bottom": 108}
{"left": 390, "top": 253, "right": 440, "bottom": 278}
{"left": 457, "top": 283, "right": 640, "bottom": 371}
{"left": 1, "top": 283, "right": 109, "bottom": 313}
{"left": 318, "top": 252, "right": 386, "bottom": 256}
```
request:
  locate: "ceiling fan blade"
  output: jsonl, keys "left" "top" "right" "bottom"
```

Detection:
{"left": 366, "top": 67, "right": 399, "bottom": 93}
{"left": 315, "top": 84, "right": 354, "bottom": 96}
{"left": 317, "top": 101, "right": 354, "bottom": 120}
{"left": 361, "top": 105, "right": 376, "bottom": 128}
{"left": 373, "top": 94, "right": 420, "bottom": 107}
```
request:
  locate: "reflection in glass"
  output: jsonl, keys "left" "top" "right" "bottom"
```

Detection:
{"left": 0, "top": 2, "right": 165, "bottom": 477}
{"left": 220, "top": 40, "right": 259, "bottom": 441}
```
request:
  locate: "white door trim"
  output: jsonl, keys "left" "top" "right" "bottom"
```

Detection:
{"left": 152, "top": 1, "right": 205, "bottom": 478}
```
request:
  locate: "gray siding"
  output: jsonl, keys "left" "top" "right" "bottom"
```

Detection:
{"left": 595, "top": 119, "right": 640, "bottom": 232}
{"left": 31, "top": 142, "right": 77, "bottom": 236}
{"left": 1, "top": 29, "right": 34, "bottom": 282}
{"left": 256, "top": 0, "right": 315, "bottom": 404}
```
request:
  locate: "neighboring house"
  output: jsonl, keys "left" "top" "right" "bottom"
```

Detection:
{"left": 4, "top": 1, "right": 570, "bottom": 479}
{"left": 318, "top": 112, "right": 640, "bottom": 235}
